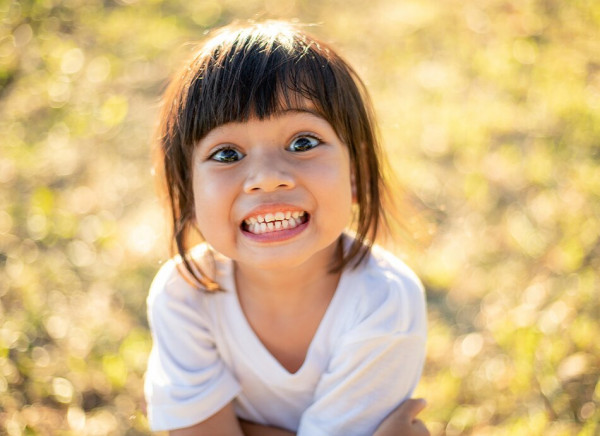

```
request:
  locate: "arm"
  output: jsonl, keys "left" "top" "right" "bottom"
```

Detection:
{"left": 374, "top": 399, "right": 430, "bottom": 436}
{"left": 168, "top": 413, "right": 295, "bottom": 436}
{"left": 297, "top": 268, "right": 427, "bottom": 436}
{"left": 239, "top": 420, "right": 295, "bottom": 436}
{"left": 145, "top": 261, "right": 241, "bottom": 432}
{"left": 237, "top": 399, "right": 429, "bottom": 436}
{"left": 170, "top": 403, "right": 243, "bottom": 436}
{"left": 296, "top": 333, "right": 425, "bottom": 436}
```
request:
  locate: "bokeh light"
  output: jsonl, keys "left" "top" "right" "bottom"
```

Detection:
{"left": 1, "top": 0, "right": 599, "bottom": 434}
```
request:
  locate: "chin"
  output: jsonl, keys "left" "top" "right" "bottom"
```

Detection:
{"left": 240, "top": 253, "right": 311, "bottom": 272}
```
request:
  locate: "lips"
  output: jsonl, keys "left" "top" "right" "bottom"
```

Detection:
{"left": 241, "top": 210, "right": 309, "bottom": 235}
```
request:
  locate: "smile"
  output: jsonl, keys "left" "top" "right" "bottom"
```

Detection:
{"left": 242, "top": 211, "right": 309, "bottom": 235}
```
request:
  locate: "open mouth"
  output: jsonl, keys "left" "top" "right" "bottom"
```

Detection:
{"left": 241, "top": 211, "right": 310, "bottom": 235}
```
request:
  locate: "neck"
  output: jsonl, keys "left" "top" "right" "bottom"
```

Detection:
{"left": 234, "top": 238, "right": 343, "bottom": 313}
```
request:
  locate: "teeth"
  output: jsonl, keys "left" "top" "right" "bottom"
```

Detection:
{"left": 244, "top": 212, "right": 306, "bottom": 235}
{"left": 245, "top": 216, "right": 259, "bottom": 225}
{"left": 244, "top": 211, "right": 306, "bottom": 226}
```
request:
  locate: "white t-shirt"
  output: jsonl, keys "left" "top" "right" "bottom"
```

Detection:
{"left": 144, "top": 240, "right": 427, "bottom": 435}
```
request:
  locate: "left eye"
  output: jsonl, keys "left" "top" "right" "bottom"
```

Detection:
{"left": 210, "top": 147, "right": 244, "bottom": 163}
{"left": 287, "top": 136, "right": 321, "bottom": 152}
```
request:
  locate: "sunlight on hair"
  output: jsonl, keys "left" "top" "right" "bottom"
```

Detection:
{"left": 203, "top": 20, "right": 297, "bottom": 55}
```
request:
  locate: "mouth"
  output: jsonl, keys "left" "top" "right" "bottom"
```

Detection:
{"left": 241, "top": 210, "right": 310, "bottom": 235}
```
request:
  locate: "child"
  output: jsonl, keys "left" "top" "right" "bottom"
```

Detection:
{"left": 145, "top": 21, "right": 428, "bottom": 436}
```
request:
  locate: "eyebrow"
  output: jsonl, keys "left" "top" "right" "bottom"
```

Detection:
{"left": 196, "top": 107, "right": 328, "bottom": 146}
{"left": 270, "top": 107, "right": 329, "bottom": 123}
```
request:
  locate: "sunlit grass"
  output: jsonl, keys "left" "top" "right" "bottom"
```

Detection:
{"left": 1, "top": 0, "right": 599, "bottom": 434}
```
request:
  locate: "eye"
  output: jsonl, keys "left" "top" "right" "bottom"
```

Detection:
{"left": 210, "top": 147, "right": 244, "bottom": 163}
{"left": 287, "top": 135, "right": 321, "bottom": 152}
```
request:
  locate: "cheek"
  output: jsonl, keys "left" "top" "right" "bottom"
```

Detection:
{"left": 309, "top": 161, "right": 353, "bottom": 220}
{"left": 192, "top": 172, "right": 232, "bottom": 232}
{"left": 332, "top": 182, "right": 354, "bottom": 221}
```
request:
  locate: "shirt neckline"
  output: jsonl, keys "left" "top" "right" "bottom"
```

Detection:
{"left": 217, "top": 251, "right": 353, "bottom": 382}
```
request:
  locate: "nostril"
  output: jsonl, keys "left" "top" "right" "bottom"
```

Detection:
{"left": 244, "top": 175, "right": 295, "bottom": 193}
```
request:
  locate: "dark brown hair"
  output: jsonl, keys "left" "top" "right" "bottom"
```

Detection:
{"left": 155, "top": 21, "right": 388, "bottom": 290}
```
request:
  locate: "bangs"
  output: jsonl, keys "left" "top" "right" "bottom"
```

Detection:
{"left": 179, "top": 27, "right": 350, "bottom": 145}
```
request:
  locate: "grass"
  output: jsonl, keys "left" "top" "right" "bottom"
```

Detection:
{"left": 1, "top": 0, "right": 599, "bottom": 434}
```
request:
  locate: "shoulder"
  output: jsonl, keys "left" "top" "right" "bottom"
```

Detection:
{"left": 147, "top": 244, "right": 228, "bottom": 323}
{"left": 363, "top": 244, "right": 425, "bottom": 303}
{"left": 338, "top": 242, "right": 427, "bottom": 339}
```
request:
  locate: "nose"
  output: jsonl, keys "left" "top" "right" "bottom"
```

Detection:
{"left": 243, "top": 153, "right": 295, "bottom": 193}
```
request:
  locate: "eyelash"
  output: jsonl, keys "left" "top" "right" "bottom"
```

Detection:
{"left": 208, "top": 146, "right": 244, "bottom": 163}
{"left": 207, "top": 133, "right": 323, "bottom": 163}
{"left": 287, "top": 134, "right": 323, "bottom": 152}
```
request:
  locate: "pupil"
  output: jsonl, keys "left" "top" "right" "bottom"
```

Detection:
{"left": 220, "top": 149, "right": 238, "bottom": 161}
{"left": 295, "top": 138, "right": 312, "bottom": 150}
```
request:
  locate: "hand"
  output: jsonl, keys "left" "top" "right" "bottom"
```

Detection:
{"left": 373, "top": 398, "right": 430, "bottom": 436}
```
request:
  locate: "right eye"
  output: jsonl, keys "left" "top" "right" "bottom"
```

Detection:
{"left": 210, "top": 147, "right": 244, "bottom": 163}
{"left": 287, "top": 135, "right": 321, "bottom": 152}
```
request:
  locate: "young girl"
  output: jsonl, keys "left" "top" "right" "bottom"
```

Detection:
{"left": 145, "top": 21, "right": 428, "bottom": 436}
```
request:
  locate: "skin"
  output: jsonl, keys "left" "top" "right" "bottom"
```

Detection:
{"left": 170, "top": 399, "right": 430, "bottom": 436}
{"left": 172, "top": 110, "right": 428, "bottom": 435}
{"left": 373, "top": 399, "right": 430, "bottom": 436}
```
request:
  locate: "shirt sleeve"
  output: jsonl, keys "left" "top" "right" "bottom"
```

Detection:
{"left": 297, "top": 267, "right": 427, "bottom": 436}
{"left": 144, "top": 261, "right": 241, "bottom": 431}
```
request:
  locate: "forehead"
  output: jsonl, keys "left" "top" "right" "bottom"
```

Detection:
{"left": 198, "top": 107, "right": 337, "bottom": 144}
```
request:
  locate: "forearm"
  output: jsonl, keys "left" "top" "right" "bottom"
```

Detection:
{"left": 166, "top": 408, "right": 295, "bottom": 436}
{"left": 169, "top": 404, "right": 244, "bottom": 436}
{"left": 239, "top": 420, "right": 295, "bottom": 436}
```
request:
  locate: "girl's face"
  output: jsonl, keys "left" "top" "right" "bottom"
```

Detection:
{"left": 192, "top": 109, "right": 353, "bottom": 272}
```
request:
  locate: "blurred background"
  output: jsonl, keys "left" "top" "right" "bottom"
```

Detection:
{"left": 1, "top": 0, "right": 599, "bottom": 434}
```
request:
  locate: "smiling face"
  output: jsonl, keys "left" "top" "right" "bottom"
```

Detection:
{"left": 192, "top": 109, "right": 353, "bottom": 272}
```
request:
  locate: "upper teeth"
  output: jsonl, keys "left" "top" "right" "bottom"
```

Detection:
{"left": 244, "top": 211, "right": 306, "bottom": 235}
{"left": 245, "top": 211, "right": 304, "bottom": 225}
